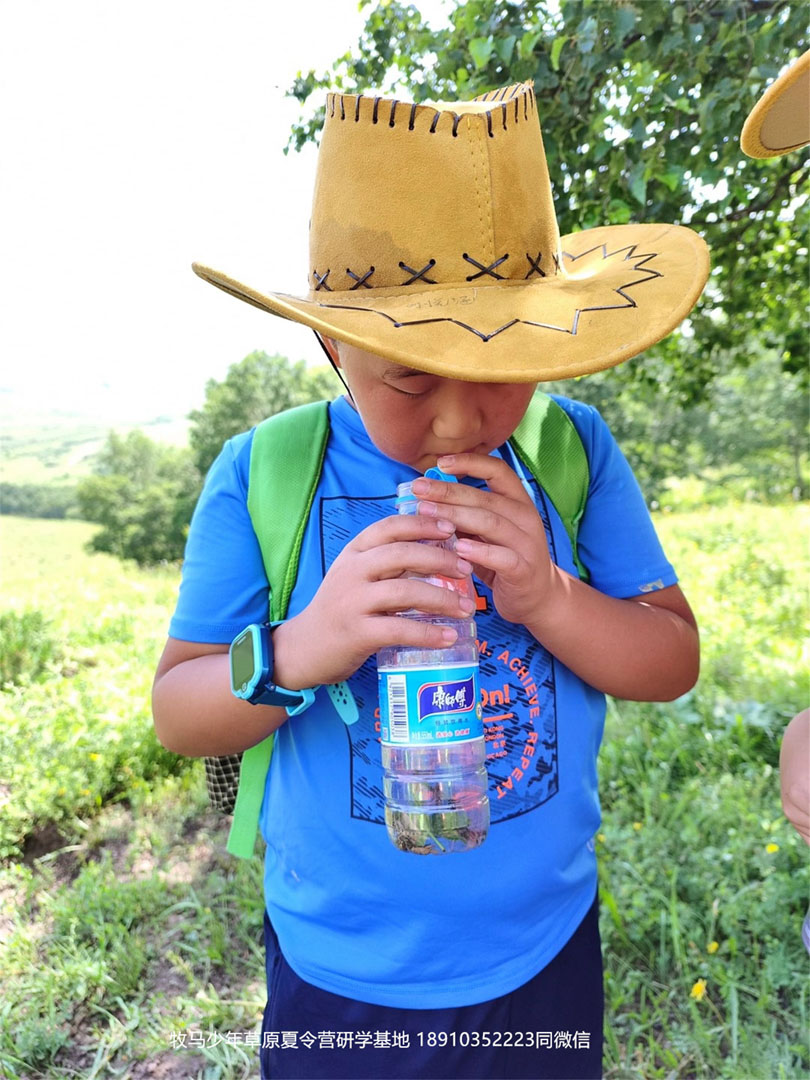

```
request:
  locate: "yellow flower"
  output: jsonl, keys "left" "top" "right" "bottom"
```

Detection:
{"left": 765, "top": 842, "right": 780, "bottom": 854}
{"left": 89, "top": 752, "right": 100, "bottom": 761}
{"left": 596, "top": 833, "right": 606, "bottom": 844}
{"left": 633, "top": 821, "right": 642, "bottom": 831}
{"left": 707, "top": 941, "right": 719, "bottom": 954}
{"left": 690, "top": 978, "right": 707, "bottom": 1001}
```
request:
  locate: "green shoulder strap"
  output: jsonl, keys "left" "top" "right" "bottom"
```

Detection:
{"left": 509, "top": 393, "right": 591, "bottom": 582}
{"left": 226, "top": 401, "right": 331, "bottom": 858}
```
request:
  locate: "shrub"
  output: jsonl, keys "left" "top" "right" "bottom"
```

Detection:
{"left": 0, "top": 611, "right": 60, "bottom": 688}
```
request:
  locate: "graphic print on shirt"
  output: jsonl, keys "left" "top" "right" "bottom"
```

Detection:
{"left": 318, "top": 475, "right": 561, "bottom": 826}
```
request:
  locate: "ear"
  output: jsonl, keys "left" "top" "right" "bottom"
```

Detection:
{"left": 319, "top": 335, "right": 341, "bottom": 366}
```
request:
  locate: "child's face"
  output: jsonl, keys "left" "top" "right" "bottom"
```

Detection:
{"left": 332, "top": 341, "right": 538, "bottom": 472}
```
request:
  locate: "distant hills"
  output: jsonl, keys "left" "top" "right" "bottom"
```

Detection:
{"left": 0, "top": 400, "right": 190, "bottom": 487}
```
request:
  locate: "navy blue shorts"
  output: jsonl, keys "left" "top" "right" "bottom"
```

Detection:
{"left": 260, "top": 893, "right": 603, "bottom": 1079}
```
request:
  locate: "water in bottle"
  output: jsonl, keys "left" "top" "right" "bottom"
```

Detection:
{"left": 377, "top": 473, "right": 490, "bottom": 854}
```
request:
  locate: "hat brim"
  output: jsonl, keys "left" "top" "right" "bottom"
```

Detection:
{"left": 741, "top": 50, "right": 810, "bottom": 159}
{"left": 193, "top": 222, "right": 709, "bottom": 383}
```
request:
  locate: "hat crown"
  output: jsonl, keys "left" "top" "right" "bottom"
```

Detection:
{"left": 308, "top": 83, "right": 562, "bottom": 294}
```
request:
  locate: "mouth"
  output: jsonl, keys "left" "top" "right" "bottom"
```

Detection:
{"left": 440, "top": 445, "right": 488, "bottom": 458}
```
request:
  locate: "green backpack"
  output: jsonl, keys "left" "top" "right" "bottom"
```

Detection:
{"left": 217, "top": 392, "right": 590, "bottom": 858}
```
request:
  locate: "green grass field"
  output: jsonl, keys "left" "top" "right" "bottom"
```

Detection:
{"left": 0, "top": 509, "right": 808, "bottom": 1079}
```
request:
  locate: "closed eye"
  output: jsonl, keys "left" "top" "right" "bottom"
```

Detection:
{"left": 384, "top": 374, "right": 435, "bottom": 397}
{"left": 389, "top": 383, "right": 431, "bottom": 397}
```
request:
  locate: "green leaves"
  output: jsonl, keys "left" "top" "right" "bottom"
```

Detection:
{"left": 469, "top": 35, "right": 494, "bottom": 70}
{"left": 550, "top": 34, "right": 567, "bottom": 71}
{"left": 576, "top": 15, "right": 598, "bottom": 54}
{"left": 627, "top": 159, "right": 648, "bottom": 205}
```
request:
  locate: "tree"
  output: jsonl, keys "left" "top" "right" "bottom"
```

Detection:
{"left": 188, "top": 351, "right": 336, "bottom": 474}
{"left": 287, "top": 0, "right": 809, "bottom": 401}
{"left": 77, "top": 431, "right": 200, "bottom": 566}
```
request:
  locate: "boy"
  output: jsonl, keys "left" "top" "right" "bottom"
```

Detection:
{"left": 153, "top": 83, "right": 707, "bottom": 1079}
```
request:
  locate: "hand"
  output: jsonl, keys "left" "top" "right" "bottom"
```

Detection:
{"left": 411, "top": 453, "right": 556, "bottom": 626}
{"left": 780, "top": 709, "right": 810, "bottom": 846}
{"left": 272, "top": 514, "right": 476, "bottom": 689}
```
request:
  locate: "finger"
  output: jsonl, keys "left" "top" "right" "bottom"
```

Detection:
{"left": 450, "top": 537, "right": 525, "bottom": 579}
{"left": 363, "top": 614, "right": 465, "bottom": 651}
{"left": 364, "top": 541, "right": 473, "bottom": 582}
{"left": 351, "top": 512, "right": 456, "bottom": 552}
{"left": 367, "top": 577, "right": 477, "bottom": 619}
{"left": 419, "top": 499, "right": 537, "bottom": 557}
{"left": 438, "top": 452, "right": 534, "bottom": 500}
{"left": 411, "top": 472, "right": 536, "bottom": 530}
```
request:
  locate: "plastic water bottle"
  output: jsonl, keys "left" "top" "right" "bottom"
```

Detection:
{"left": 803, "top": 906, "right": 810, "bottom": 955}
{"left": 377, "top": 473, "right": 489, "bottom": 855}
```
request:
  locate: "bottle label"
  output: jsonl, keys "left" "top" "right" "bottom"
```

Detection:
{"left": 378, "top": 662, "right": 482, "bottom": 746}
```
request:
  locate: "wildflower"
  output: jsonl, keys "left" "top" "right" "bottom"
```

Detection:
{"left": 632, "top": 821, "right": 642, "bottom": 831}
{"left": 765, "top": 842, "right": 780, "bottom": 854}
{"left": 596, "top": 833, "right": 606, "bottom": 844}
{"left": 707, "top": 941, "right": 719, "bottom": 954}
{"left": 690, "top": 978, "right": 707, "bottom": 1001}
{"left": 89, "top": 752, "right": 100, "bottom": 761}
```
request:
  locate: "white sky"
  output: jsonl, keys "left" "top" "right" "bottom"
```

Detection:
{"left": 1, "top": 0, "right": 447, "bottom": 423}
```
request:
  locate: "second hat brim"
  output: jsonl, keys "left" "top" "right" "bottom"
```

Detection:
{"left": 193, "top": 221, "right": 709, "bottom": 383}
{"left": 741, "top": 49, "right": 810, "bottom": 159}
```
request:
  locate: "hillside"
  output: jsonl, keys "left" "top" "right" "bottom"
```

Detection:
{"left": 0, "top": 400, "right": 190, "bottom": 488}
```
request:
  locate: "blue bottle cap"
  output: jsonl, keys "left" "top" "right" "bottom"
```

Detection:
{"left": 424, "top": 467, "right": 458, "bottom": 483}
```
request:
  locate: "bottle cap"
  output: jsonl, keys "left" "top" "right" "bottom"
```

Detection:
{"left": 424, "top": 468, "right": 458, "bottom": 483}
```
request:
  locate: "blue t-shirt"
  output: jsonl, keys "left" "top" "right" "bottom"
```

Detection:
{"left": 169, "top": 394, "right": 676, "bottom": 1008}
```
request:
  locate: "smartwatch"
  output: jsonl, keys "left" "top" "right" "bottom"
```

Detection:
{"left": 229, "top": 623, "right": 316, "bottom": 716}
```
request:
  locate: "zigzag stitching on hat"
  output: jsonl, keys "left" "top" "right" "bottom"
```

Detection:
{"left": 314, "top": 303, "right": 525, "bottom": 342}
{"left": 562, "top": 241, "right": 663, "bottom": 271}
{"left": 311, "top": 245, "right": 663, "bottom": 341}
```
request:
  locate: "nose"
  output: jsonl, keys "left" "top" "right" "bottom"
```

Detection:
{"left": 430, "top": 380, "right": 484, "bottom": 446}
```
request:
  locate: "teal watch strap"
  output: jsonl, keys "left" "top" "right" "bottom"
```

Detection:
{"left": 325, "top": 681, "right": 360, "bottom": 725}
{"left": 284, "top": 687, "right": 317, "bottom": 716}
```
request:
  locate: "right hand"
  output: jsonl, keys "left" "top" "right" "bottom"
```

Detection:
{"left": 271, "top": 514, "right": 476, "bottom": 689}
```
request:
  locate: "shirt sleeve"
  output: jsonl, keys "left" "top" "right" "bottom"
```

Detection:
{"left": 168, "top": 430, "right": 271, "bottom": 643}
{"left": 553, "top": 396, "right": 677, "bottom": 598}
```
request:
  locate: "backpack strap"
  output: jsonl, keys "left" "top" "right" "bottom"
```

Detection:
{"left": 509, "top": 394, "right": 591, "bottom": 582}
{"left": 226, "top": 401, "right": 331, "bottom": 858}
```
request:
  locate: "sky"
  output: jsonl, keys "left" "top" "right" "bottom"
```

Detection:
{"left": 1, "top": 1, "right": 447, "bottom": 424}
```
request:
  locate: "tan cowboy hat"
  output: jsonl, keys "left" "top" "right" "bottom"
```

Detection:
{"left": 741, "top": 49, "right": 810, "bottom": 159}
{"left": 193, "top": 83, "right": 709, "bottom": 383}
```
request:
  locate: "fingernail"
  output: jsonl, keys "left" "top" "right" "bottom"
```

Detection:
{"left": 456, "top": 558, "right": 473, "bottom": 575}
{"left": 441, "top": 627, "right": 458, "bottom": 643}
{"left": 417, "top": 500, "right": 437, "bottom": 516}
{"left": 436, "top": 518, "right": 455, "bottom": 532}
{"left": 455, "top": 538, "right": 473, "bottom": 554}
{"left": 411, "top": 478, "right": 430, "bottom": 495}
{"left": 437, "top": 455, "right": 455, "bottom": 466}
{"left": 459, "top": 597, "right": 475, "bottom": 613}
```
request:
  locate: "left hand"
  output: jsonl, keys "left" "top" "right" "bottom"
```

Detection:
{"left": 411, "top": 453, "right": 555, "bottom": 626}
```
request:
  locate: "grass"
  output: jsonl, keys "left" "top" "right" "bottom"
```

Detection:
{"left": 0, "top": 507, "right": 808, "bottom": 1078}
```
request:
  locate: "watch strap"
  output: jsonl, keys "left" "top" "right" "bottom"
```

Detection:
{"left": 325, "top": 681, "right": 359, "bottom": 725}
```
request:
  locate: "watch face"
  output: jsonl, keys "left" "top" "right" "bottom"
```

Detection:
{"left": 231, "top": 628, "right": 257, "bottom": 693}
